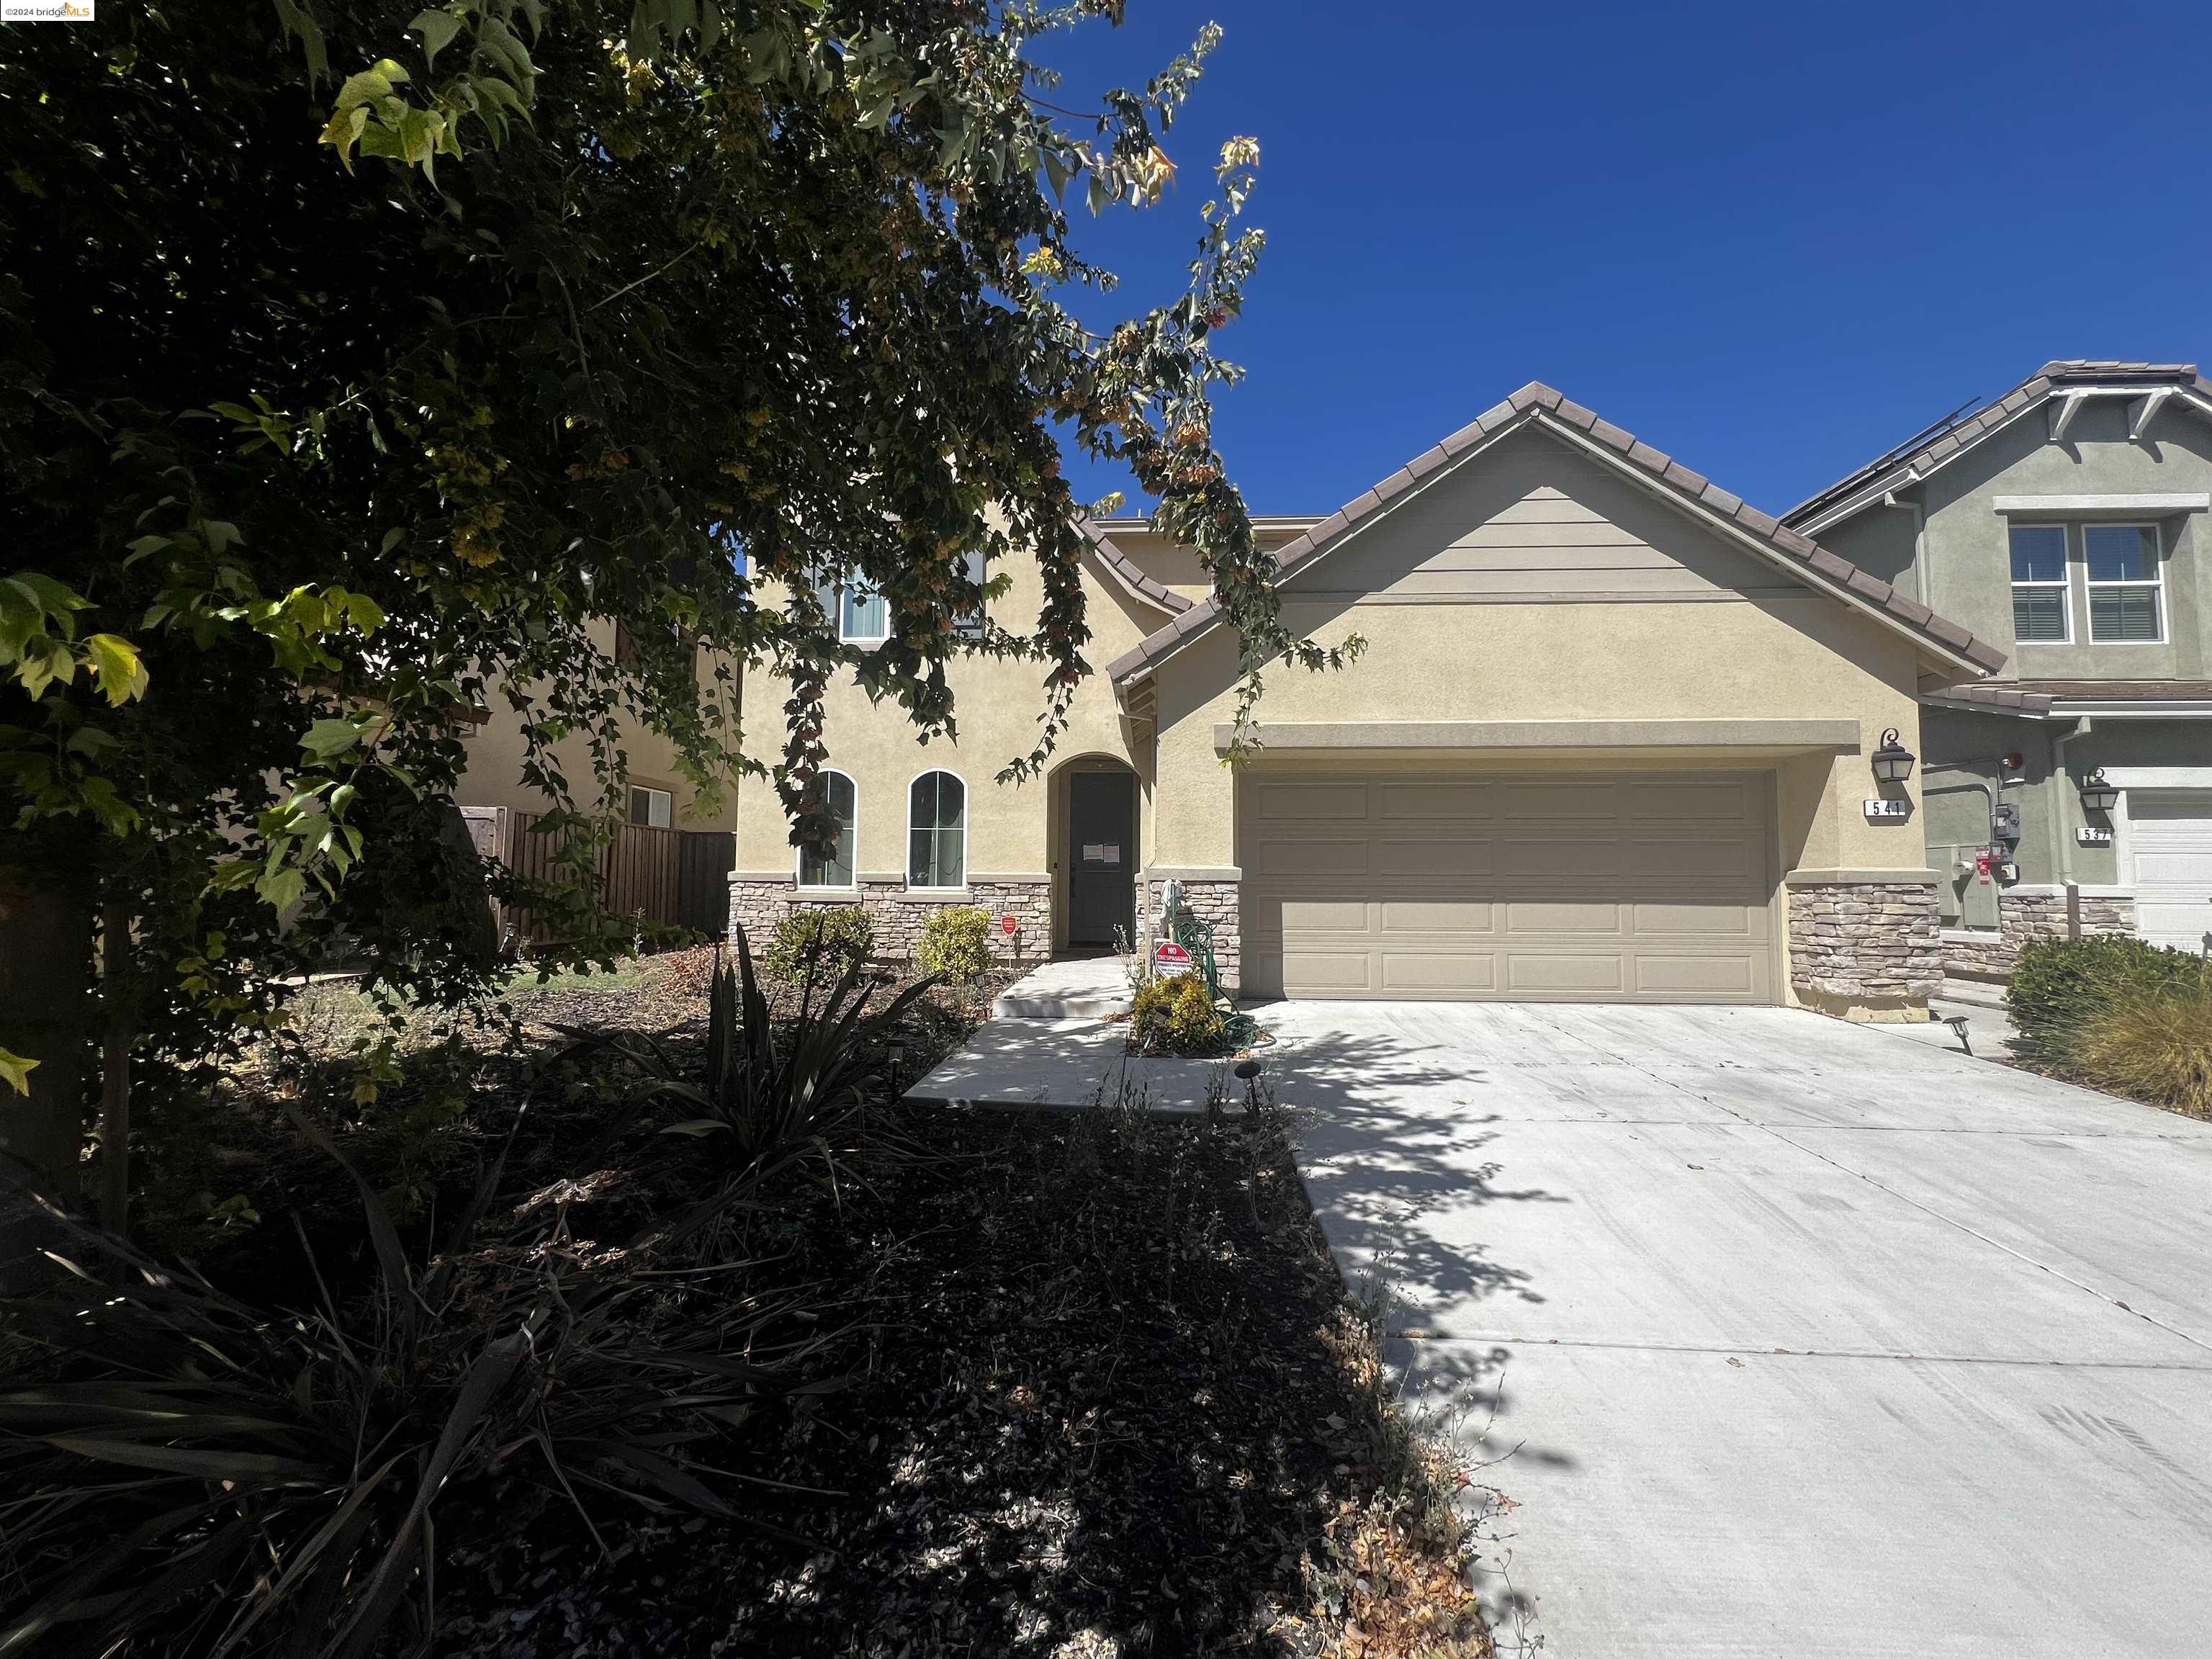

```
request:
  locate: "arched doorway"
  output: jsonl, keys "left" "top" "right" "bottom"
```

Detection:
{"left": 1049, "top": 754, "right": 1139, "bottom": 952}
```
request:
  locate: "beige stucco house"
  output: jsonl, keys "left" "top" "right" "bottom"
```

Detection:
{"left": 457, "top": 619, "right": 741, "bottom": 835}
{"left": 730, "top": 382, "right": 2011, "bottom": 1020}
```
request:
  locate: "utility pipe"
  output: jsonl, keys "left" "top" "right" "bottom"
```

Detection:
{"left": 2051, "top": 716, "right": 2094, "bottom": 937}
{"left": 1882, "top": 490, "right": 1929, "bottom": 607}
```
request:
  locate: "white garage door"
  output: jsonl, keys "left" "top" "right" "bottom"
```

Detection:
{"left": 1240, "top": 770, "right": 1777, "bottom": 1002}
{"left": 2131, "top": 790, "right": 2212, "bottom": 953}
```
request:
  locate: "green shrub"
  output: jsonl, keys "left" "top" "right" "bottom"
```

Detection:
{"left": 2074, "top": 989, "right": 2212, "bottom": 1118}
{"left": 583, "top": 929, "right": 936, "bottom": 1174}
{"left": 917, "top": 906, "right": 994, "bottom": 984}
{"left": 0, "top": 1117, "right": 829, "bottom": 1659}
{"left": 762, "top": 905, "right": 874, "bottom": 982}
{"left": 2008, "top": 936, "right": 2211, "bottom": 1065}
{"left": 1130, "top": 971, "right": 1230, "bottom": 1056}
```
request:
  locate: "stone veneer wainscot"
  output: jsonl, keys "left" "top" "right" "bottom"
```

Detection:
{"left": 1939, "top": 886, "right": 2137, "bottom": 981}
{"left": 727, "top": 876, "right": 1052, "bottom": 970}
{"left": 1787, "top": 876, "right": 1943, "bottom": 1020}
{"left": 1143, "top": 876, "right": 1241, "bottom": 997}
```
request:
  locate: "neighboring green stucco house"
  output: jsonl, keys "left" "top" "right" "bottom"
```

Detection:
{"left": 1786, "top": 360, "right": 2212, "bottom": 979}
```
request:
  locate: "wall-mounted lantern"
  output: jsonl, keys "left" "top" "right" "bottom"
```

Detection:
{"left": 1870, "top": 727, "right": 1917, "bottom": 785}
{"left": 2079, "top": 769, "right": 2121, "bottom": 814}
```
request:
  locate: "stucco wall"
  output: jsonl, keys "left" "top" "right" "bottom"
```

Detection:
{"left": 1909, "top": 399, "right": 2212, "bottom": 682}
{"left": 729, "top": 545, "right": 1160, "bottom": 898}
{"left": 1147, "top": 426, "right": 1936, "bottom": 881}
{"left": 456, "top": 619, "right": 741, "bottom": 831}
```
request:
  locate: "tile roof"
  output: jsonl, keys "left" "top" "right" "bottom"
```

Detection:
{"left": 1076, "top": 519, "right": 1192, "bottom": 615}
{"left": 1923, "top": 685, "right": 2058, "bottom": 716}
{"left": 1102, "top": 382, "right": 2008, "bottom": 685}
{"left": 1785, "top": 361, "right": 2212, "bottom": 530}
{"left": 1924, "top": 679, "right": 2212, "bottom": 717}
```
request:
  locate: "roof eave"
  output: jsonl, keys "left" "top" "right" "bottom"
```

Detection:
{"left": 1112, "top": 392, "right": 2004, "bottom": 691}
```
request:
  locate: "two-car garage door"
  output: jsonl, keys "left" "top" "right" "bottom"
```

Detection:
{"left": 1241, "top": 770, "right": 1777, "bottom": 1003}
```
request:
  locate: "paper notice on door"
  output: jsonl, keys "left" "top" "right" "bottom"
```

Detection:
{"left": 1082, "top": 843, "right": 1119, "bottom": 864}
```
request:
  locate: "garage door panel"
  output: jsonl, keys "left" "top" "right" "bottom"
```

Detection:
{"left": 1506, "top": 954, "right": 1628, "bottom": 993}
{"left": 1381, "top": 953, "right": 1500, "bottom": 992}
{"left": 1378, "top": 899, "right": 1496, "bottom": 932}
{"left": 1384, "top": 837, "right": 1496, "bottom": 878}
{"left": 1242, "top": 768, "right": 1776, "bottom": 1004}
{"left": 1634, "top": 901, "right": 1769, "bottom": 939}
{"left": 1504, "top": 900, "right": 1624, "bottom": 936}
{"left": 2135, "top": 853, "right": 2210, "bottom": 884}
{"left": 1498, "top": 837, "right": 1622, "bottom": 878}
{"left": 1629, "top": 780, "right": 1758, "bottom": 820}
{"left": 1635, "top": 955, "right": 1758, "bottom": 995}
{"left": 1374, "top": 782, "right": 1495, "bottom": 820}
{"left": 1254, "top": 782, "right": 1370, "bottom": 820}
{"left": 1280, "top": 953, "right": 1375, "bottom": 992}
{"left": 1498, "top": 783, "right": 1619, "bottom": 819}
{"left": 1254, "top": 837, "right": 1370, "bottom": 878}
{"left": 1629, "top": 836, "right": 1763, "bottom": 881}
{"left": 2135, "top": 902, "right": 2211, "bottom": 950}
{"left": 1277, "top": 899, "right": 1370, "bottom": 932}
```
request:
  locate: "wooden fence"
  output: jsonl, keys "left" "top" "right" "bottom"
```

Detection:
{"left": 464, "top": 806, "right": 733, "bottom": 945}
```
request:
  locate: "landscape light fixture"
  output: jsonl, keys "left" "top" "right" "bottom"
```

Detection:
{"left": 2079, "top": 769, "right": 2121, "bottom": 814}
{"left": 1870, "top": 728, "right": 1917, "bottom": 785}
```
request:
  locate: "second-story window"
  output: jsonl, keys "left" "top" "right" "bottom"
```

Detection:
{"left": 953, "top": 547, "right": 987, "bottom": 640}
{"left": 2008, "top": 524, "right": 2069, "bottom": 642}
{"left": 839, "top": 580, "right": 889, "bottom": 644}
{"left": 2085, "top": 523, "right": 2163, "bottom": 642}
{"left": 814, "top": 570, "right": 889, "bottom": 644}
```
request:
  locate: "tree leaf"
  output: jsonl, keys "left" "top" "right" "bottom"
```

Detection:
{"left": 409, "top": 7, "right": 461, "bottom": 66}
{"left": 83, "top": 634, "right": 150, "bottom": 705}
{"left": 0, "top": 1048, "right": 39, "bottom": 1094}
{"left": 300, "top": 717, "right": 364, "bottom": 760}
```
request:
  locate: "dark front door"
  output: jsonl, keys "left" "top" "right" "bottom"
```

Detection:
{"left": 1067, "top": 770, "right": 1136, "bottom": 948}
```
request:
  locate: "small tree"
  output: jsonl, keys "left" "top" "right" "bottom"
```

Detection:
{"left": 0, "top": 1, "right": 1349, "bottom": 1194}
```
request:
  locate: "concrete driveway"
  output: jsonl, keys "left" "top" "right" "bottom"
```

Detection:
{"left": 1274, "top": 1002, "right": 2212, "bottom": 1658}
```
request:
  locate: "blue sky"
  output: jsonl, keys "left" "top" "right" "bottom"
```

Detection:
{"left": 1040, "top": 1, "right": 2212, "bottom": 521}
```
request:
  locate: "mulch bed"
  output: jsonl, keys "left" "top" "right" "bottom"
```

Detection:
{"left": 155, "top": 952, "right": 1491, "bottom": 1658}
{"left": 434, "top": 1097, "right": 1488, "bottom": 1658}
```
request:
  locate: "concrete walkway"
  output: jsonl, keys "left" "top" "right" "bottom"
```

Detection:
{"left": 991, "top": 953, "right": 1136, "bottom": 1020}
{"left": 903, "top": 1015, "right": 1261, "bottom": 1114}
{"left": 1273, "top": 1001, "right": 2212, "bottom": 1658}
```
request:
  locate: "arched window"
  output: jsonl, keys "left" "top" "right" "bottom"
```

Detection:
{"left": 908, "top": 770, "right": 966, "bottom": 889}
{"left": 796, "top": 770, "right": 857, "bottom": 889}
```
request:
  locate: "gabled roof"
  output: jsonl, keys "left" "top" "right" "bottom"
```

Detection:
{"left": 1076, "top": 518, "right": 1191, "bottom": 615}
{"left": 1785, "top": 360, "right": 2212, "bottom": 534}
{"left": 1103, "top": 382, "right": 2008, "bottom": 687}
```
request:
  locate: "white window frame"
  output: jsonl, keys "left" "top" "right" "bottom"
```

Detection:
{"left": 2082, "top": 521, "right": 2166, "bottom": 644}
{"left": 814, "top": 568, "right": 890, "bottom": 648}
{"left": 795, "top": 769, "right": 860, "bottom": 891}
{"left": 2006, "top": 522, "right": 2071, "bottom": 645}
{"left": 953, "top": 547, "right": 988, "bottom": 641}
{"left": 626, "top": 785, "right": 673, "bottom": 828}
{"left": 837, "top": 579, "right": 889, "bottom": 646}
{"left": 905, "top": 768, "right": 968, "bottom": 891}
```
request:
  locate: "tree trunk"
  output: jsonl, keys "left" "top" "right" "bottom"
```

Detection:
{"left": 0, "top": 865, "right": 94, "bottom": 1192}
